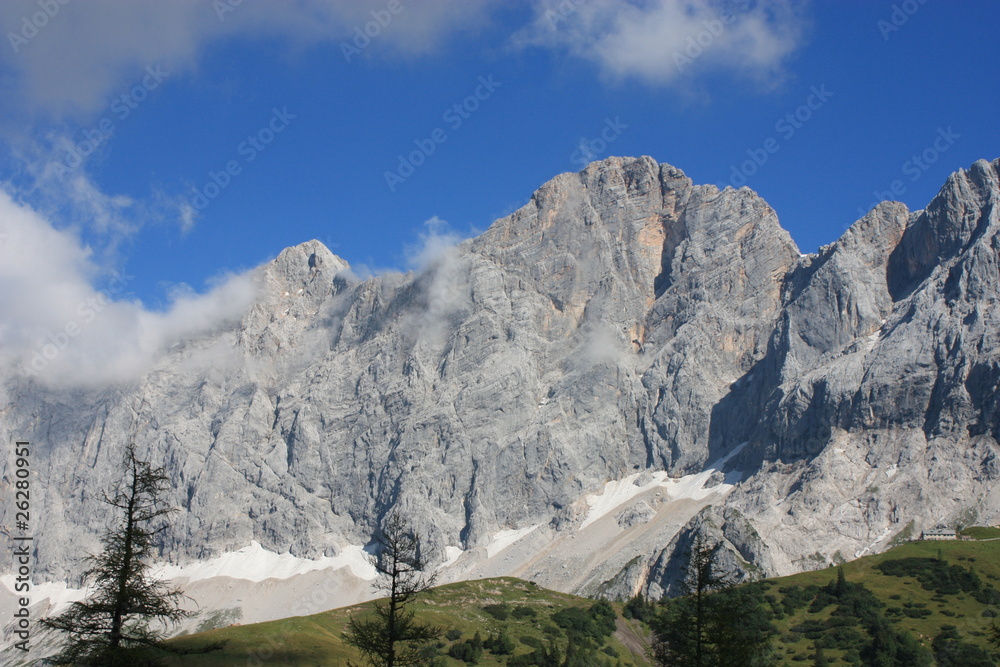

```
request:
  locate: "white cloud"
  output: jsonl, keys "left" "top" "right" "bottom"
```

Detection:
{"left": 0, "top": 0, "right": 499, "bottom": 120}
{"left": 405, "top": 216, "right": 464, "bottom": 271}
{"left": 0, "top": 190, "right": 257, "bottom": 388}
{"left": 516, "top": 0, "right": 808, "bottom": 88}
{"left": 397, "top": 217, "right": 471, "bottom": 348}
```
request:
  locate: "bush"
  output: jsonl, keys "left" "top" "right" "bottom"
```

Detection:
{"left": 445, "top": 628, "right": 463, "bottom": 641}
{"left": 550, "top": 601, "right": 616, "bottom": 641}
{"left": 512, "top": 605, "right": 537, "bottom": 619}
{"left": 876, "top": 557, "right": 989, "bottom": 598}
{"left": 481, "top": 603, "right": 510, "bottom": 620}
{"left": 933, "top": 625, "right": 996, "bottom": 667}
{"left": 483, "top": 629, "right": 515, "bottom": 655}
{"left": 622, "top": 594, "right": 655, "bottom": 622}
{"left": 540, "top": 622, "right": 562, "bottom": 638}
{"left": 448, "top": 632, "right": 484, "bottom": 664}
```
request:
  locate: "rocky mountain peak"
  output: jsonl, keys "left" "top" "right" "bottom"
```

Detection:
{"left": 888, "top": 157, "right": 1000, "bottom": 299}
{"left": 4, "top": 157, "right": 1000, "bottom": 630}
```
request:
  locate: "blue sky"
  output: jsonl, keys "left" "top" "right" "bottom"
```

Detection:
{"left": 1, "top": 0, "right": 998, "bottom": 387}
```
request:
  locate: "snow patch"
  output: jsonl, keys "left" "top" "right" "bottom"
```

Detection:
{"left": 487, "top": 525, "right": 541, "bottom": 558}
{"left": 0, "top": 577, "right": 87, "bottom": 615}
{"left": 153, "top": 541, "right": 378, "bottom": 583}
{"left": 854, "top": 527, "right": 892, "bottom": 559}
{"left": 1, "top": 542, "right": 379, "bottom": 628}
{"left": 439, "top": 546, "right": 464, "bottom": 570}
{"left": 580, "top": 444, "right": 747, "bottom": 530}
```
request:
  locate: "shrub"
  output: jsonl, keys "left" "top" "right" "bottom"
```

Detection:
{"left": 512, "top": 605, "right": 537, "bottom": 619}
{"left": 448, "top": 632, "right": 484, "bottom": 664}
{"left": 481, "top": 603, "right": 510, "bottom": 620}
{"left": 483, "top": 629, "right": 515, "bottom": 655}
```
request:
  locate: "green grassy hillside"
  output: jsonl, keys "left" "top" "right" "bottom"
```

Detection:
{"left": 758, "top": 537, "right": 1000, "bottom": 665}
{"left": 159, "top": 536, "right": 1000, "bottom": 666}
{"left": 163, "top": 577, "right": 651, "bottom": 666}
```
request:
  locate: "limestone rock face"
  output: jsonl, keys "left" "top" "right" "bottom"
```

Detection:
{"left": 3, "top": 156, "right": 1000, "bottom": 606}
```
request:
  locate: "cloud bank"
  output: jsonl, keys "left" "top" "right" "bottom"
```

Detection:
{"left": 0, "top": 190, "right": 256, "bottom": 388}
{"left": 517, "top": 0, "right": 808, "bottom": 88}
{"left": 0, "top": 0, "right": 499, "bottom": 119}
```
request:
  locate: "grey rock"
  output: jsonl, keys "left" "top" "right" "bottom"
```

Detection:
{"left": 2, "top": 156, "right": 1000, "bottom": 612}
{"left": 616, "top": 502, "right": 655, "bottom": 529}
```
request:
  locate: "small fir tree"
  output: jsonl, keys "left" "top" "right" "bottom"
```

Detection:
{"left": 41, "top": 442, "right": 209, "bottom": 665}
{"left": 344, "top": 513, "right": 444, "bottom": 666}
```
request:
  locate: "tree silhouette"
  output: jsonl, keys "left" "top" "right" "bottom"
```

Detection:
{"left": 650, "top": 535, "right": 773, "bottom": 667}
{"left": 41, "top": 442, "right": 208, "bottom": 665}
{"left": 344, "top": 513, "right": 444, "bottom": 666}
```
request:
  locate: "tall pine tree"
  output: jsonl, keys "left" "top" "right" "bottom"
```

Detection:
{"left": 343, "top": 513, "right": 444, "bottom": 666}
{"left": 42, "top": 441, "right": 202, "bottom": 666}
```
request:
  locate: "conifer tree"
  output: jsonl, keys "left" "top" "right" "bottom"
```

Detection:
{"left": 650, "top": 535, "right": 773, "bottom": 667}
{"left": 344, "top": 513, "right": 444, "bottom": 666}
{"left": 41, "top": 442, "right": 204, "bottom": 665}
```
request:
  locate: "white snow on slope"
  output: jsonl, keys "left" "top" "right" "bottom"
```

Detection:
{"left": 439, "top": 546, "right": 464, "bottom": 570}
{"left": 153, "top": 541, "right": 378, "bottom": 583}
{"left": 854, "top": 527, "right": 892, "bottom": 559}
{"left": 0, "top": 577, "right": 87, "bottom": 615}
{"left": 580, "top": 443, "right": 747, "bottom": 530}
{"left": 487, "top": 524, "right": 541, "bottom": 558}
{"left": 0, "top": 541, "right": 379, "bottom": 615}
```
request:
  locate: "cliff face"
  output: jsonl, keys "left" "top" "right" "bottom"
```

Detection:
{"left": 3, "top": 156, "right": 999, "bottom": 605}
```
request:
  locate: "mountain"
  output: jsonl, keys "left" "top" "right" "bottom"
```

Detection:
{"left": 2, "top": 156, "right": 999, "bottom": 632}
{"left": 160, "top": 531, "right": 1000, "bottom": 666}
